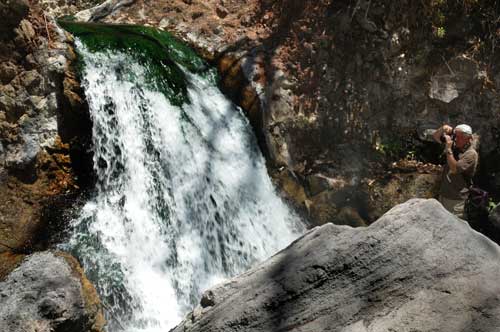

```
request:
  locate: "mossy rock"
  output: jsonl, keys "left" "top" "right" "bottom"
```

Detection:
{"left": 57, "top": 21, "right": 218, "bottom": 106}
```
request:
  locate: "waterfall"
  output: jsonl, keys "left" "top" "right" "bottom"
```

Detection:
{"left": 62, "top": 27, "right": 304, "bottom": 332}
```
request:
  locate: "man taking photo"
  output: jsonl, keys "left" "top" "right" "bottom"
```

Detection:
{"left": 432, "top": 124, "right": 478, "bottom": 219}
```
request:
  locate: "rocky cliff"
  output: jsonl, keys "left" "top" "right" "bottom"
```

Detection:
{"left": 68, "top": 0, "right": 499, "bottom": 231}
{"left": 2, "top": 0, "right": 498, "bottom": 249}
{"left": 0, "top": 1, "right": 103, "bottom": 329}
{"left": 1, "top": 1, "right": 499, "bottom": 331}
{"left": 171, "top": 199, "right": 500, "bottom": 332}
{"left": 0, "top": 0, "right": 92, "bottom": 272}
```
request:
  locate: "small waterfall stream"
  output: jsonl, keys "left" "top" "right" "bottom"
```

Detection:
{"left": 61, "top": 23, "right": 304, "bottom": 332}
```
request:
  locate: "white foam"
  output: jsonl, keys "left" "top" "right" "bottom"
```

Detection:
{"left": 66, "top": 41, "right": 304, "bottom": 331}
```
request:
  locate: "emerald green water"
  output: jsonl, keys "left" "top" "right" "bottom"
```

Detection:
{"left": 58, "top": 21, "right": 218, "bottom": 106}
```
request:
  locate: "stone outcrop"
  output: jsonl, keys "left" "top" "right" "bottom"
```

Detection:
{"left": 171, "top": 199, "right": 500, "bottom": 332}
{"left": 0, "top": 251, "right": 105, "bottom": 332}
{"left": 72, "top": 0, "right": 499, "bottom": 230}
{"left": 0, "top": 0, "right": 92, "bottom": 277}
{"left": 74, "top": 0, "right": 135, "bottom": 22}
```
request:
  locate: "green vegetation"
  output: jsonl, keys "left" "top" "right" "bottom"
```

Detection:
{"left": 58, "top": 21, "right": 218, "bottom": 106}
{"left": 435, "top": 26, "right": 446, "bottom": 39}
{"left": 489, "top": 199, "right": 498, "bottom": 213}
{"left": 374, "top": 133, "right": 417, "bottom": 161}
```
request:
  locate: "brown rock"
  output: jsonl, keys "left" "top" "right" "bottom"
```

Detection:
{"left": 333, "top": 206, "right": 367, "bottom": 227}
{"left": 56, "top": 252, "right": 106, "bottom": 332}
{"left": 0, "top": 94, "right": 22, "bottom": 122}
{"left": 366, "top": 172, "right": 440, "bottom": 221}
{"left": 18, "top": 70, "right": 43, "bottom": 95}
{"left": 0, "top": 252, "right": 25, "bottom": 281}
{"left": 0, "top": 62, "right": 18, "bottom": 84}
{"left": 16, "top": 19, "right": 36, "bottom": 42}
{"left": 215, "top": 4, "right": 229, "bottom": 18}
{"left": 272, "top": 169, "right": 307, "bottom": 209}
{"left": 0, "top": 84, "right": 15, "bottom": 97}
{"left": 0, "top": 0, "right": 29, "bottom": 39}
{"left": 219, "top": 55, "right": 245, "bottom": 92}
{"left": 308, "top": 190, "right": 337, "bottom": 225}
{"left": 306, "top": 173, "right": 333, "bottom": 196}
{"left": 192, "top": 11, "right": 204, "bottom": 20}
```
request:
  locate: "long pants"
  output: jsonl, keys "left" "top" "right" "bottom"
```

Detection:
{"left": 439, "top": 195, "right": 465, "bottom": 220}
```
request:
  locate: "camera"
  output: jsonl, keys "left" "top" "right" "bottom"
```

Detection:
{"left": 440, "top": 132, "right": 456, "bottom": 143}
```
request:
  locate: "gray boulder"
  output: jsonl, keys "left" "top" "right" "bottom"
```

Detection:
{"left": 172, "top": 198, "right": 500, "bottom": 332}
{"left": 0, "top": 251, "right": 105, "bottom": 332}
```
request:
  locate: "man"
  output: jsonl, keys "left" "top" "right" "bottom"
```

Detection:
{"left": 432, "top": 124, "right": 478, "bottom": 219}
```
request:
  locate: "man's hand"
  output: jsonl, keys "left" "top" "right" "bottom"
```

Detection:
{"left": 444, "top": 133, "right": 458, "bottom": 173}
{"left": 442, "top": 124, "right": 453, "bottom": 135}
{"left": 445, "top": 134, "right": 453, "bottom": 150}
{"left": 433, "top": 124, "right": 454, "bottom": 144}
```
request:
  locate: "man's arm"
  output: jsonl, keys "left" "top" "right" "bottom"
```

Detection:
{"left": 433, "top": 124, "right": 453, "bottom": 143}
{"left": 446, "top": 150, "right": 458, "bottom": 174}
{"left": 444, "top": 135, "right": 458, "bottom": 173}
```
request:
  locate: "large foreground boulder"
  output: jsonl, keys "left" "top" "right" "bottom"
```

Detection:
{"left": 0, "top": 251, "right": 105, "bottom": 332}
{"left": 172, "top": 199, "right": 500, "bottom": 332}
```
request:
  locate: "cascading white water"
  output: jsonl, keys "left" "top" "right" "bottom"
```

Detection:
{"left": 65, "top": 41, "right": 304, "bottom": 332}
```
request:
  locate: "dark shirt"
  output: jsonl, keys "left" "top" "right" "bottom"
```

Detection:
{"left": 440, "top": 143, "right": 478, "bottom": 200}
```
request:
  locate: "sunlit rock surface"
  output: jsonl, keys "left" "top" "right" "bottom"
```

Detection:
{"left": 172, "top": 199, "right": 500, "bottom": 332}
{"left": 84, "top": 0, "right": 500, "bottom": 227}
{"left": 0, "top": 251, "right": 105, "bottom": 332}
{"left": 0, "top": 0, "right": 87, "bottom": 264}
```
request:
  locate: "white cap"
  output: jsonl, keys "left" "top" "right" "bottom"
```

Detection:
{"left": 455, "top": 124, "right": 473, "bottom": 135}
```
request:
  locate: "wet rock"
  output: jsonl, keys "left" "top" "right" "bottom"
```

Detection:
{"left": 272, "top": 169, "right": 307, "bottom": 210}
{"left": 172, "top": 199, "right": 500, "bottom": 332}
{"left": 0, "top": 251, "right": 105, "bottom": 332}
{"left": 200, "top": 290, "right": 216, "bottom": 308}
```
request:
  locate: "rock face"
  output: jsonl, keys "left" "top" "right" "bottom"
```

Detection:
{"left": 0, "top": 251, "right": 105, "bottom": 332}
{"left": 80, "top": 0, "right": 500, "bottom": 230}
{"left": 0, "top": 0, "right": 92, "bottom": 265}
{"left": 172, "top": 199, "right": 500, "bottom": 332}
